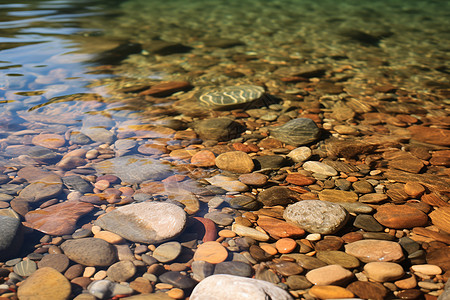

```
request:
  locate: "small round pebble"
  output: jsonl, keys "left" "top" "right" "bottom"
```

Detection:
{"left": 275, "top": 238, "right": 297, "bottom": 254}
{"left": 193, "top": 241, "right": 228, "bottom": 264}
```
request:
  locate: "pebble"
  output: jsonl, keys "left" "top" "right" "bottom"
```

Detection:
{"left": 283, "top": 200, "right": 349, "bottom": 234}
{"left": 158, "top": 271, "right": 197, "bottom": 289}
{"left": 395, "top": 275, "right": 417, "bottom": 289}
{"left": 198, "top": 85, "right": 264, "bottom": 110}
{"left": 190, "top": 150, "right": 216, "bottom": 167}
{"left": 18, "top": 174, "right": 63, "bottom": 203}
{"left": 309, "top": 285, "right": 354, "bottom": 299}
{"left": 346, "top": 281, "right": 388, "bottom": 300}
{"left": 404, "top": 182, "right": 425, "bottom": 197}
{"left": 60, "top": 237, "right": 118, "bottom": 266}
{"left": 353, "top": 214, "right": 384, "bottom": 232}
{"left": 364, "top": 261, "right": 405, "bottom": 282}
{"left": 275, "top": 238, "right": 297, "bottom": 254}
{"left": 193, "top": 118, "right": 244, "bottom": 141}
{"left": 306, "top": 264, "right": 354, "bottom": 285}
{"left": 95, "top": 201, "right": 186, "bottom": 244}
{"left": 285, "top": 173, "right": 316, "bottom": 186}
{"left": 24, "top": 201, "right": 94, "bottom": 236}
{"left": 316, "top": 250, "right": 360, "bottom": 269}
{"left": 318, "top": 189, "right": 358, "bottom": 203}
{"left": 0, "top": 212, "right": 22, "bottom": 259}
{"left": 232, "top": 223, "right": 270, "bottom": 241}
{"left": 287, "top": 146, "right": 312, "bottom": 163}
{"left": 410, "top": 264, "right": 442, "bottom": 275}
{"left": 32, "top": 133, "right": 66, "bottom": 149}
{"left": 17, "top": 267, "right": 71, "bottom": 300}
{"left": 37, "top": 253, "right": 69, "bottom": 273}
{"left": 215, "top": 151, "right": 254, "bottom": 173}
{"left": 190, "top": 274, "right": 293, "bottom": 300}
{"left": 344, "top": 239, "right": 404, "bottom": 263}
{"left": 205, "top": 175, "right": 249, "bottom": 192}
{"left": 152, "top": 242, "right": 182, "bottom": 263}
{"left": 238, "top": 173, "right": 268, "bottom": 186}
{"left": 94, "top": 231, "right": 125, "bottom": 244}
{"left": 129, "top": 277, "right": 153, "bottom": 294}
{"left": 193, "top": 241, "right": 228, "bottom": 264}
{"left": 269, "top": 118, "right": 321, "bottom": 146}
{"left": 359, "top": 193, "right": 388, "bottom": 203}
{"left": 302, "top": 161, "right": 338, "bottom": 176}
{"left": 374, "top": 204, "right": 429, "bottom": 228}
{"left": 286, "top": 275, "right": 312, "bottom": 290}
{"left": 13, "top": 259, "right": 37, "bottom": 277}
{"left": 213, "top": 261, "right": 253, "bottom": 277}
{"left": 257, "top": 186, "right": 303, "bottom": 206}
{"left": 106, "top": 260, "right": 136, "bottom": 282}
{"left": 256, "top": 215, "right": 305, "bottom": 239}
{"left": 191, "top": 261, "right": 215, "bottom": 281}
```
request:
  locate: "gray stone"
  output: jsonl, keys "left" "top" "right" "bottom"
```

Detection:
{"left": 190, "top": 274, "right": 293, "bottom": 300}
{"left": 337, "top": 202, "right": 374, "bottom": 213}
{"left": 70, "top": 132, "right": 92, "bottom": 145}
{"left": 213, "top": 261, "right": 252, "bottom": 277}
{"left": 191, "top": 261, "right": 215, "bottom": 281}
{"left": 106, "top": 261, "right": 136, "bottom": 282}
{"left": 61, "top": 238, "right": 118, "bottom": 267}
{"left": 94, "top": 155, "right": 172, "bottom": 184}
{"left": 18, "top": 174, "right": 63, "bottom": 203}
{"left": 152, "top": 242, "right": 182, "bottom": 263}
{"left": 283, "top": 200, "right": 349, "bottom": 234}
{"left": 270, "top": 118, "right": 320, "bottom": 146}
{"left": 204, "top": 211, "right": 234, "bottom": 226}
{"left": 353, "top": 214, "right": 384, "bottom": 232}
{"left": 82, "top": 127, "right": 115, "bottom": 144}
{"left": 0, "top": 210, "right": 23, "bottom": 259}
{"left": 158, "top": 271, "right": 197, "bottom": 289}
{"left": 62, "top": 175, "right": 93, "bottom": 194}
{"left": 95, "top": 202, "right": 186, "bottom": 244}
{"left": 27, "top": 146, "right": 60, "bottom": 163}
{"left": 253, "top": 155, "right": 288, "bottom": 169}
{"left": 13, "top": 260, "right": 37, "bottom": 277}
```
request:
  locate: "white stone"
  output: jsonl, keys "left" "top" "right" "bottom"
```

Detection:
{"left": 411, "top": 264, "right": 442, "bottom": 276}
{"left": 232, "top": 223, "right": 270, "bottom": 241}
{"left": 287, "top": 147, "right": 312, "bottom": 163}
{"left": 190, "top": 274, "right": 293, "bottom": 300}
{"left": 302, "top": 161, "right": 338, "bottom": 176}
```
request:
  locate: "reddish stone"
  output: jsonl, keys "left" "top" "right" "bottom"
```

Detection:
{"left": 412, "top": 227, "right": 450, "bottom": 245}
{"left": 137, "top": 143, "right": 168, "bottom": 155}
{"left": 190, "top": 150, "right": 216, "bottom": 167}
{"left": 258, "top": 138, "right": 284, "bottom": 149}
{"left": 257, "top": 215, "right": 305, "bottom": 239}
{"left": 374, "top": 204, "right": 428, "bottom": 229}
{"left": 346, "top": 281, "right": 387, "bottom": 300}
{"left": 408, "top": 125, "right": 450, "bottom": 146}
{"left": 342, "top": 232, "right": 364, "bottom": 243}
{"left": 429, "top": 207, "right": 450, "bottom": 234}
{"left": 285, "top": 173, "right": 316, "bottom": 186}
{"left": 404, "top": 182, "right": 425, "bottom": 198}
{"left": 314, "top": 236, "right": 344, "bottom": 251}
{"left": 232, "top": 142, "right": 259, "bottom": 153}
{"left": 139, "top": 81, "right": 191, "bottom": 97}
{"left": 32, "top": 133, "right": 66, "bottom": 149}
{"left": 24, "top": 201, "right": 94, "bottom": 235}
{"left": 421, "top": 193, "right": 450, "bottom": 208}
{"left": 192, "top": 217, "right": 217, "bottom": 242}
{"left": 238, "top": 173, "right": 268, "bottom": 186}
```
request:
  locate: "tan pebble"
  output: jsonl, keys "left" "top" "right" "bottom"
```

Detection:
{"left": 417, "top": 281, "right": 444, "bottom": 290}
{"left": 193, "top": 241, "right": 228, "bottom": 264}
{"left": 51, "top": 237, "right": 63, "bottom": 245}
{"left": 148, "top": 245, "right": 156, "bottom": 251}
{"left": 275, "top": 238, "right": 297, "bottom": 254}
{"left": 395, "top": 275, "right": 417, "bottom": 289}
{"left": 309, "top": 285, "right": 354, "bottom": 299}
{"left": 404, "top": 182, "right": 425, "bottom": 197}
{"left": 306, "top": 265, "right": 354, "bottom": 286}
{"left": 234, "top": 216, "right": 252, "bottom": 227}
{"left": 306, "top": 233, "right": 321, "bottom": 241}
{"left": 85, "top": 149, "right": 99, "bottom": 159}
{"left": 83, "top": 266, "right": 96, "bottom": 278}
{"left": 94, "top": 231, "right": 125, "bottom": 244}
{"left": 410, "top": 264, "right": 442, "bottom": 275}
{"left": 260, "top": 244, "right": 278, "bottom": 255}
{"left": 94, "top": 180, "right": 110, "bottom": 190}
{"left": 156, "top": 283, "right": 173, "bottom": 290}
{"left": 167, "top": 288, "right": 184, "bottom": 299}
{"left": 218, "top": 229, "right": 236, "bottom": 238}
{"left": 364, "top": 262, "right": 405, "bottom": 282}
{"left": 91, "top": 225, "right": 102, "bottom": 235}
{"left": 93, "top": 270, "right": 107, "bottom": 280}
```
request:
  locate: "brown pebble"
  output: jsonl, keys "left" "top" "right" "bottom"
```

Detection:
{"left": 167, "top": 288, "right": 184, "bottom": 299}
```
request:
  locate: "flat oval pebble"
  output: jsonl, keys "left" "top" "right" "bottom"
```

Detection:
{"left": 287, "top": 146, "right": 312, "bottom": 163}
{"left": 32, "top": 133, "right": 66, "bottom": 149}
{"left": 190, "top": 150, "right": 216, "bottom": 167}
{"left": 306, "top": 264, "right": 354, "bottom": 286}
{"left": 215, "top": 151, "right": 254, "bottom": 173}
{"left": 232, "top": 223, "right": 270, "bottom": 241}
{"left": 318, "top": 189, "right": 358, "bottom": 203}
{"left": 275, "top": 238, "right": 297, "bottom": 254}
{"left": 213, "top": 261, "right": 253, "bottom": 277}
{"left": 302, "top": 161, "right": 338, "bottom": 176}
{"left": 94, "top": 231, "right": 125, "bottom": 244}
{"left": 14, "top": 259, "right": 37, "bottom": 277}
{"left": 316, "top": 250, "right": 360, "bottom": 269}
{"left": 346, "top": 281, "right": 388, "bottom": 300}
{"left": 269, "top": 118, "right": 321, "bottom": 146}
{"left": 17, "top": 267, "right": 71, "bottom": 300}
{"left": 410, "top": 264, "right": 442, "bottom": 275}
{"left": 106, "top": 260, "right": 136, "bottom": 282}
{"left": 193, "top": 241, "right": 228, "bottom": 264}
{"left": 374, "top": 204, "right": 428, "bottom": 228}
{"left": 95, "top": 202, "right": 186, "bottom": 244}
{"left": 309, "top": 285, "right": 354, "bottom": 300}
{"left": 37, "top": 254, "right": 69, "bottom": 273}
{"left": 344, "top": 239, "right": 404, "bottom": 263}
{"left": 190, "top": 274, "right": 293, "bottom": 300}
{"left": 364, "top": 261, "right": 405, "bottom": 282}
{"left": 198, "top": 85, "right": 264, "bottom": 110}
{"left": 60, "top": 237, "right": 118, "bottom": 267}
{"left": 152, "top": 242, "right": 182, "bottom": 263}
{"left": 238, "top": 173, "right": 268, "bottom": 186}
{"left": 158, "top": 271, "right": 197, "bottom": 289}
{"left": 283, "top": 200, "right": 349, "bottom": 234}
{"left": 257, "top": 215, "right": 305, "bottom": 239}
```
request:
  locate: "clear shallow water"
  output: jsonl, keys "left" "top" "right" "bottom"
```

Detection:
{"left": 0, "top": 0, "right": 449, "bottom": 159}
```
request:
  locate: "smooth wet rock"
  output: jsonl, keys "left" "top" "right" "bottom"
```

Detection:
{"left": 344, "top": 239, "right": 404, "bottom": 263}
{"left": 14, "top": 260, "right": 37, "bottom": 277}
{"left": 152, "top": 242, "right": 182, "bottom": 263}
{"left": 346, "top": 281, "right": 387, "bottom": 300}
{"left": 283, "top": 200, "right": 349, "bottom": 234}
{"left": 37, "top": 254, "right": 70, "bottom": 273}
{"left": 408, "top": 125, "right": 450, "bottom": 146}
{"left": 191, "top": 260, "right": 215, "bottom": 281}
{"left": 215, "top": 151, "right": 254, "bottom": 173}
{"left": 106, "top": 260, "right": 136, "bottom": 282}
{"left": 158, "top": 271, "right": 197, "bottom": 289}
{"left": 269, "top": 118, "right": 320, "bottom": 146}
{"left": 286, "top": 275, "right": 312, "bottom": 290}
{"left": 305, "top": 264, "right": 354, "bottom": 285}
{"left": 302, "top": 161, "right": 338, "bottom": 176}
{"left": 232, "top": 223, "right": 270, "bottom": 241}
{"left": 32, "top": 133, "right": 66, "bottom": 149}
{"left": 62, "top": 175, "right": 93, "bottom": 194}
{"left": 364, "top": 261, "right": 405, "bottom": 282}
{"left": 193, "top": 118, "right": 245, "bottom": 141}
{"left": 309, "top": 285, "right": 354, "bottom": 299}
{"left": 229, "top": 195, "right": 261, "bottom": 210}
{"left": 17, "top": 267, "right": 71, "bottom": 300}
{"left": 0, "top": 209, "right": 23, "bottom": 259}
{"left": 24, "top": 201, "right": 94, "bottom": 236}
{"left": 353, "top": 214, "right": 384, "bottom": 232}
{"left": 191, "top": 150, "right": 216, "bottom": 167}
{"left": 198, "top": 85, "right": 264, "bottom": 110}
{"left": 318, "top": 189, "right": 358, "bottom": 203}
{"left": 61, "top": 238, "right": 118, "bottom": 267}
{"left": 193, "top": 241, "right": 228, "bottom": 264}
{"left": 256, "top": 215, "right": 305, "bottom": 239}
{"left": 204, "top": 175, "right": 248, "bottom": 192}
{"left": 213, "top": 261, "right": 252, "bottom": 277}
{"left": 316, "top": 250, "right": 360, "bottom": 269}
{"left": 374, "top": 204, "right": 428, "bottom": 229}
{"left": 94, "top": 155, "right": 172, "bottom": 184}
{"left": 95, "top": 201, "right": 186, "bottom": 244}
{"left": 258, "top": 186, "right": 302, "bottom": 206}
{"left": 18, "top": 174, "right": 63, "bottom": 203}
{"left": 238, "top": 173, "right": 268, "bottom": 186}
{"left": 285, "top": 173, "right": 316, "bottom": 186}
{"left": 287, "top": 146, "right": 312, "bottom": 163}
{"left": 190, "top": 274, "right": 293, "bottom": 300}
{"left": 281, "top": 254, "right": 327, "bottom": 270}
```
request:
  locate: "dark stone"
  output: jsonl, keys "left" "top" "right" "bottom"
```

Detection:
{"left": 27, "top": 146, "right": 60, "bottom": 164}
{"left": 62, "top": 175, "right": 93, "bottom": 194}
{"left": 253, "top": 155, "right": 289, "bottom": 170}
{"left": 193, "top": 118, "right": 245, "bottom": 142}
{"left": 269, "top": 118, "right": 321, "bottom": 146}
{"left": 0, "top": 214, "right": 23, "bottom": 259}
{"left": 213, "top": 261, "right": 252, "bottom": 277}
{"left": 353, "top": 214, "right": 384, "bottom": 232}
{"left": 158, "top": 271, "right": 197, "bottom": 289}
{"left": 257, "top": 186, "right": 302, "bottom": 206}
{"left": 249, "top": 245, "right": 273, "bottom": 262}
{"left": 229, "top": 196, "right": 261, "bottom": 210}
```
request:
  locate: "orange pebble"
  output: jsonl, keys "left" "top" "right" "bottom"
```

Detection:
{"left": 346, "top": 176, "right": 358, "bottom": 182}
{"left": 275, "top": 238, "right": 297, "bottom": 254}
{"left": 218, "top": 229, "right": 236, "bottom": 238}
{"left": 260, "top": 243, "right": 278, "bottom": 255}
